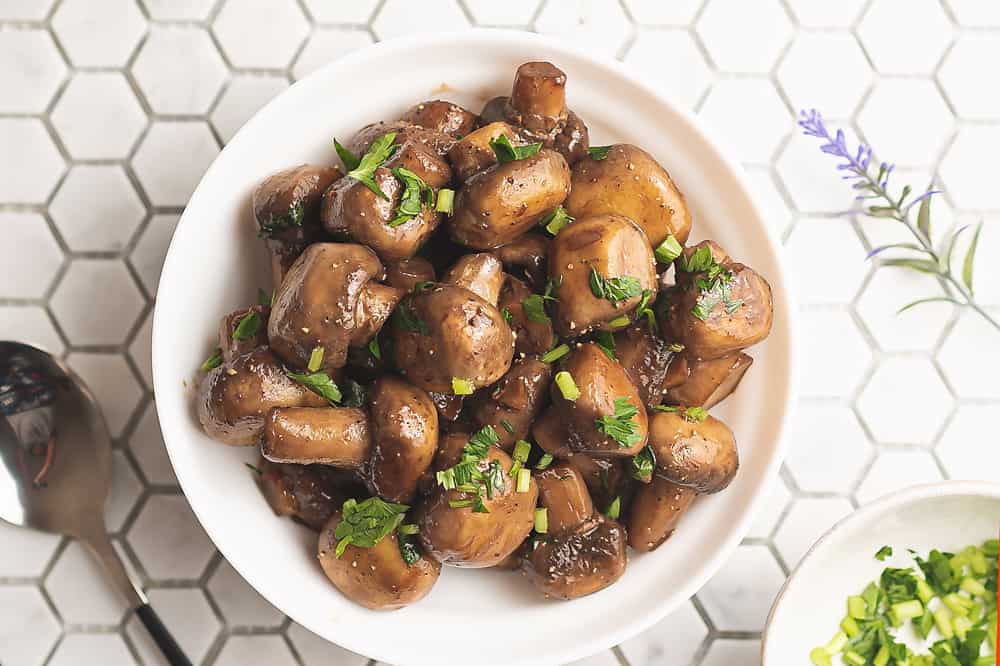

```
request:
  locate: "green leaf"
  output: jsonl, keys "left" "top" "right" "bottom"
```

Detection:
{"left": 257, "top": 287, "right": 273, "bottom": 306}
{"left": 388, "top": 167, "right": 430, "bottom": 227}
{"left": 594, "top": 397, "right": 641, "bottom": 448}
{"left": 200, "top": 348, "right": 223, "bottom": 372}
{"left": 654, "top": 235, "right": 683, "bottom": 264}
{"left": 521, "top": 294, "right": 550, "bottom": 323}
{"left": 866, "top": 243, "right": 926, "bottom": 260}
{"left": 628, "top": 445, "right": 655, "bottom": 483}
{"left": 917, "top": 191, "right": 932, "bottom": 239}
{"left": 963, "top": 222, "right": 983, "bottom": 294}
{"left": 334, "top": 497, "right": 409, "bottom": 557}
{"left": 593, "top": 330, "right": 616, "bottom": 360}
{"left": 896, "top": 297, "right": 961, "bottom": 314}
{"left": 867, "top": 205, "right": 897, "bottom": 218}
{"left": 541, "top": 206, "right": 574, "bottom": 236}
{"left": 368, "top": 336, "right": 381, "bottom": 360}
{"left": 874, "top": 545, "right": 893, "bottom": 561}
{"left": 489, "top": 134, "right": 542, "bottom": 163}
{"left": 393, "top": 296, "right": 431, "bottom": 335}
{"left": 347, "top": 132, "right": 398, "bottom": 199}
{"left": 287, "top": 371, "right": 342, "bottom": 405}
{"left": 938, "top": 224, "right": 970, "bottom": 273}
{"left": 334, "top": 138, "right": 360, "bottom": 171}
{"left": 589, "top": 268, "right": 643, "bottom": 304}
{"left": 587, "top": 145, "right": 612, "bottom": 160}
{"left": 232, "top": 311, "right": 262, "bottom": 341}
{"left": 878, "top": 258, "right": 940, "bottom": 274}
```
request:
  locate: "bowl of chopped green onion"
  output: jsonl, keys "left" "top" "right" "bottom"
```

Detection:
{"left": 763, "top": 481, "right": 999, "bottom": 666}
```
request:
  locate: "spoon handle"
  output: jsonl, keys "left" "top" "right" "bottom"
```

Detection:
{"left": 136, "top": 604, "right": 193, "bottom": 666}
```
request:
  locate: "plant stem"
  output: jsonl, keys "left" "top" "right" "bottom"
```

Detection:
{"left": 857, "top": 161, "right": 1000, "bottom": 332}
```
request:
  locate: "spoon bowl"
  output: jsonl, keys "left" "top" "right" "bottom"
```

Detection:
{"left": 0, "top": 341, "right": 191, "bottom": 666}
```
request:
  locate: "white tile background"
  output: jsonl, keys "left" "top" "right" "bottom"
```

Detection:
{"left": 1, "top": 1, "right": 999, "bottom": 665}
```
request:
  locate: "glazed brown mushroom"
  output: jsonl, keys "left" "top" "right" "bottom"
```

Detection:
{"left": 426, "top": 390, "right": 464, "bottom": 423}
{"left": 564, "top": 144, "right": 691, "bottom": 248}
{"left": 367, "top": 376, "right": 439, "bottom": 503}
{"left": 417, "top": 447, "right": 538, "bottom": 567}
{"left": 506, "top": 61, "right": 568, "bottom": 142}
{"left": 532, "top": 342, "right": 648, "bottom": 457}
{"left": 627, "top": 475, "right": 697, "bottom": 552}
{"left": 347, "top": 120, "right": 455, "bottom": 157}
{"left": 497, "top": 275, "right": 555, "bottom": 356}
{"left": 648, "top": 409, "right": 738, "bottom": 494}
{"left": 552, "top": 110, "right": 590, "bottom": 165}
{"left": 548, "top": 214, "right": 658, "bottom": 338}
{"left": 385, "top": 256, "right": 436, "bottom": 292}
{"left": 257, "top": 458, "right": 363, "bottom": 531}
{"left": 666, "top": 241, "right": 774, "bottom": 360}
{"left": 262, "top": 406, "right": 370, "bottom": 467}
{"left": 447, "top": 121, "right": 519, "bottom": 182}
{"left": 268, "top": 243, "right": 401, "bottom": 371}
{"left": 399, "top": 99, "right": 478, "bottom": 137}
{"left": 442, "top": 252, "right": 504, "bottom": 305}
{"left": 470, "top": 356, "right": 552, "bottom": 450}
{"left": 321, "top": 141, "right": 452, "bottom": 262}
{"left": 492, "top": 232, "right": 549, "bottom": 290}
{"left": 389, "top": 283, "right": 515, "bottom": 393}
{"left": 197, "top": 348, "right": 327, "bottom": 445}
{"left": 523, "top": 463, "right": 627, "bottom": 600}
{"left": 252, "top": 164, "right": 342, "bottom": 288}
{"left": 449, "top": 148, "right": 570, "bottom": 250}
{"left": 318, "top": 510, "right": 441, "bottom": 610}
{"left": 613, "top": 324, "right": 675, "bottom": 409}
{"left": 665, "top": 352, "right": 753, "bottom": 409}
{"left": 219, "top": 304, "right": 269, "bottom": 364}
{"left": 566, "top": 454, "right": 628, "bottom": 511}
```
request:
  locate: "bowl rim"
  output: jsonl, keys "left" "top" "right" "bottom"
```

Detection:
{"left": 153, "top": 27, "right": 800, "bottom": 665}
{"left": 761, "top": 479, "right": 1000, "bottom": 663}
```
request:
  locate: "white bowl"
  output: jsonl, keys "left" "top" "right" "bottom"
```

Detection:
{"left": 763, "top": 481, "right": 1000, "bottom": 664}
{"left": 152, "top": 29, "right": 797, "bottom": 666}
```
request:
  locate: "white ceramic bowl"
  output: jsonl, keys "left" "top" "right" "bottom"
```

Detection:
{"left": 763, "top": 481, "right": 1000, "bottom": 664}
{"left": 152, "top": 29, "right": 796, "bottom": 666}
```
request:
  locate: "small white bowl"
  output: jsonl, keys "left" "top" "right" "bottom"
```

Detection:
{"left": 763, "top": 481, "right": 1000, "bottom": 664}
{"left": 153, "top": 29, "right": 797, "bottom": 666}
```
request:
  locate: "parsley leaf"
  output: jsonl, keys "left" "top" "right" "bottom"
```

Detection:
{"left": 489, "top": 134, "right": 542, "bottom": 163}
{"left": 393, "top": 296, "right": 430, "bottom": 335}
{"left": 594, "top": 330, "right": 616, "bottom": 359}
{"left": 914, "top": 549, "right": 957, "bottom": 596}
{"left": 398, "top": 532, "right": 421, "bottom": 566}
{"left": 628, "top": 444, "right": 655, "bottom": 483}
{"left": 200, "top": 348, "right": 223, "bottom": 372}
{"left": 287, "top": 371, "right": 342, "bottom": 405}
{"left": 589, "top": 268, "right": 643, "bottom": 304}
{"left": 257, "top": 199, "right": 305, "bottom": 238}
{"left": 501, "top": 308, "right": 514, "bottom": 325}
{"left": 634, "top": 289, "right": 658, "bottom": 332}
{"left": 232, "top": 311, "right": 262, "bottom": 340}
{"left": 341, "top": 378, "right": 366, "bottom": 408}
{"left": 521, "top": 294, "right": 550, "bottom": 323}
{"left": 879, "top": 567, "right": 918, "bottom": 604}
{"left": 389, "top": 167, "right": 432, "bottom": 227}
{"left": 334, "top": 497, "right": 408, "bottom": 558}
{"left": 595, "top": 397, "right": 642, "bottom": 447}
{"left": 680, "top": 245, "right": 716, "bottom": 273}
{"left": 334, "top": 138, "right": 360, "bottom": 171}
{"left": 435, "top": 426, "right": 502, "bottom": 514}
{"left": 587, "top": 145, "right": 612, "bottom": 160}
{"left": 368, "top": 336, "right": 381, "bottom": 360}
{"left": 541, "top": 206, "right": 574, "bottom": 236}
{"left": 875, "top": 545, "right": 893, "bottom": 561}
{"left": 347, "top": 132, "right": 398, "bottom": 200}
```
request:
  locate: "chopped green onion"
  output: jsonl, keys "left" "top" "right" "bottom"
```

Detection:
{"left": 516, "top": 468, "right": 531, "bottom": 493}
{"left": 541, "top": 207, "right": 574, "bottom": 236}
{"left": 554, "top": 371, "right": 580, "bottom": 401}
{"left": 535, "top": 453, "right": 553, "bottom": 470}
{"left": 200, "top": 348, "right": 223, "bottom": 372}
{"left": 840, "top": 616, "right": 860, "bottom": 638}
{"left": 452, "top": 377, "right": 474, "bottom": 395}
{"left": 449, "top": 499, "right": 474, "bottom": 509}
{"left": 953, "top": 615, "right": 973, "bottom": 641}
{"left": 654, "top": 234, "right": 683, "bottom": 264}
{"left": 232, "top": 311, "right": 261, "bottom": 340}
{"left": 824, "top": 631, "right": 848, "bottom": 655}
{"left": 847, "top": 595, "right": 867, "bottom": 619}
{"left": 916, "top": 578, "right": 934, "bottom": 604}
{"left": 540, "top": 343, "right": 570, "bottom": 364}
{"left": 608, "top": 315, "right": 630, "bottom": 328}
{"left": 587, "top": 145, "right": 612, "bottom": 160}
{"left": 398, "top": 524, "right": 419, "bottom": 535}
{"left": 307, "top": 346, "right": 324, "bottom": 372}
{"left": 604, "top": 496, "right": 621, "bottom": 520}
{"left": 500, "top": 419, "right": 515, "bottom": 434}
{"left": 842, "top": 651, "right": 865, "bottom": 666}
{"left": 960, "top": 577, "right": 987, "bottom": 597}
{"left": 435, "top": 188, "right": 455, "bottom": 214}
{"left": 513, "top": 439, "right": 531, "bottom": 464}
{"left": 872, "top": 646, "right": 890, "bottom": 666}
{"left": 533, "top": 507, "right": 548, "bottom": 533}
{"left": 942, "top": 592, "right": 972, "bottom": 616}
{"left": 809, "top": 648, "right": 831, "bottom": 666}
{"left": 934, "top": 607, "right": 954, "bottom": 638}
{"left": 891, "top": 599, "right": 924, "bottom": 621}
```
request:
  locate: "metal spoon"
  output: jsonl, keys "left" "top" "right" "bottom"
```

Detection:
{"left": 0, "top": 341, "right": 192, "bottom": 666}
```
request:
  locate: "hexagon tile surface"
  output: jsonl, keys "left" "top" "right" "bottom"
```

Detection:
{"left": 3, "top": 2, "right": 1000, "bottom": 665}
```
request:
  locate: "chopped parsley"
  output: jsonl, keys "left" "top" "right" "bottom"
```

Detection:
{"left": 594, "top": 330, "right": 616, "bottom": 360}
{"left": 655, "top": 405, "right": 708, "bottom": 422}
{"left": 341, "top": 378, "right": 366, "bottom": 408}
{"left": 604, "top": 496, "right": 621, "bottom": 520}
{"left": 334, "top": 138, "right": 360, "bottom": 171}
{"left": 368, "top": 336, "right": 381, "bottom": 360}
{"left": 489, "top": 134, "right": 542, "bottom": 163}
{"left": 875, "top": 545, "right": 893, "bottom": 562}
{"left": 587, "top": 145, "right": 613, "bottom": 160}
{"left": 589, "top": 268, "right": 643, "bottom": 304}
{"left": 628, "top": 445, "right": 655, "bottom": 483}
{"left": 200, "top": 348, "right": 223, "bottom": 372}
{"left": 678, "top": 246, "right": 743, "bottom": 321}
{"left": 521, "top": 294, "right": 550, "bottom": 323}
{"left": 398, "top": 532, "right": 421, "bottom": 566}
{"left": 388, "top": 167, "right": 434, "bottom": 227}
{"left": 595, "top": 397, "right": 642, "bottom": 448}
{"left": 287, "top": 370, "right": 342, "bottom": 405}
{"left": 346, "top": 132, "right": 398, "bottom": 200}
{"left": 634, "top": 289, "right": 657, "bottom": 332}
{"left": 435, "top": 426, "right": 502, "bottom": 514}
{"left": 232, "top": 311, "right": 261, "bottom": 341}
{"left": 501, "top": 308, "right": 514, "bottom": 325}
{"left": 393, "top": 296, "right": 431, "bottom": 335}
{"left": 541, "top": 206, "right": 574, "bottom": 236}
{"left": 333, "top": 497, "right": 408, "bottom": 558}
{"left": 258, "top": 199, "right": 305, "bottom": 238}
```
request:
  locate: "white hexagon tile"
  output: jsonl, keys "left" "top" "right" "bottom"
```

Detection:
{"left": 3, "top": 2, "right": 1000, "bottom": 665}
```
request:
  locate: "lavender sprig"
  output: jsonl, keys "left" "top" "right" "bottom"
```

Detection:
{"left": 799, "top": 109, "right": 998, "bottom": 333}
